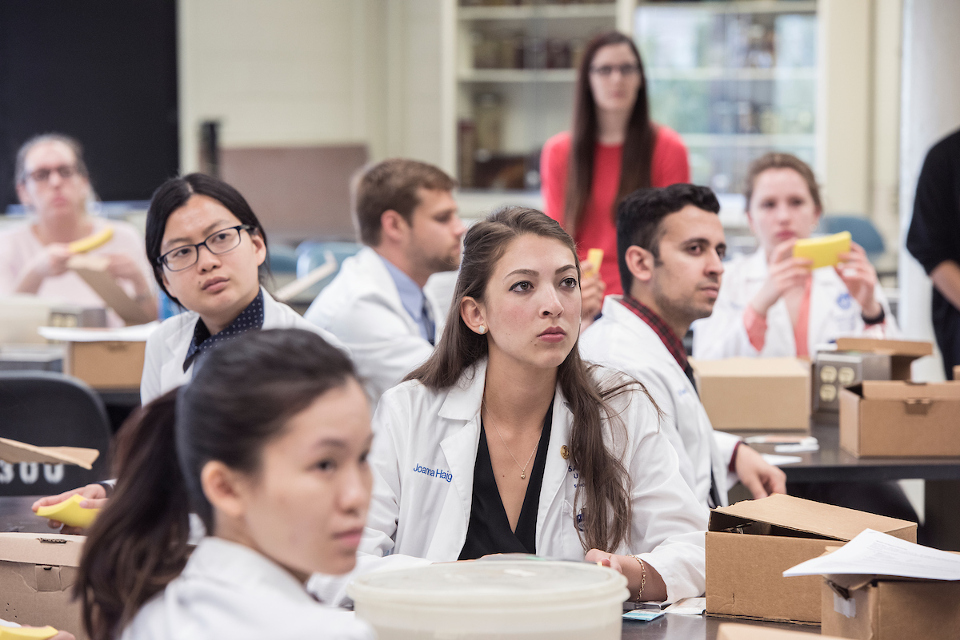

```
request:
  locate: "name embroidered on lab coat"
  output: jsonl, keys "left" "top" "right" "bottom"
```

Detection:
{"left": 413, "top": 463, "right": 453, "bottom": 482}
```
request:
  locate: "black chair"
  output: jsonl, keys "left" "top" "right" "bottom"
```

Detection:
{"left": 0, "top": 371, "right": 112, "bottom": 496}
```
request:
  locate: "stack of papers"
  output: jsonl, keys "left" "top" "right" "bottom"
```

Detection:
{"left": 783, "top": 528, "right": 960, "bottom": 581}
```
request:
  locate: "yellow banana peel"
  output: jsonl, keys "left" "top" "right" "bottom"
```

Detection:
{"left": 792, "top": 231, "right": 851, "bottom": 270}
{"left": 68, "top": 225, "right": 114, "bottom": 253}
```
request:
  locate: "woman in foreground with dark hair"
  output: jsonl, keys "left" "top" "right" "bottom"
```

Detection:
{"left": 541, "top": 31, "right": 690, "bottom": 300}
{"left": 77, "top": 329, "right": 374, "bottom": 640}
{"left": 315, "top": 207, "right": 706, "bottom": 606}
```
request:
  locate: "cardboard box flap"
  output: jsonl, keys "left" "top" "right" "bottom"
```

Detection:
{"left": 834, "top": 337, "right": 933, "bottom": 358}
{"left": 848, "top": 381, "right": 960, "bottom": 401}
{"left": 0, "top": 533, "right": 83, "bottom": 567}
{"left": 710, "top": 494, "right": 915, "bottom": 542}
{"left": 0, "top": 438, "right": 99, "bottom": 470}
{"left": 691, "top": 357, "right": 809, "bottom": 377}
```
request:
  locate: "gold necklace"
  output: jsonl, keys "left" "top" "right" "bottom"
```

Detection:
{"left": 482, "top": 400, "right": 541, "bottom": 480}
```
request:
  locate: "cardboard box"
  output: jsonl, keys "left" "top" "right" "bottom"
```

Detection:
{"left": 814, "top": 339, "right": 933, "bottom": 416}
{"left": 0, "top": 533, "right": 86, "bottom": 640}
{"left": 718, "top": 622, "right": 844, "bottom": 640}
{"left": 691, "top": 358, "right": 811, "bottom": 432}
{"left": 822, "top": 576, "right": 960, "bottom": 639}
{"left": 838, "top": 381, "right": 960, "bottom": 457}
{"left": 64, "top": 340, "right": 146, "bottom": 390}
{"left": 706, "top": 494, "right": 917, "bottom": 624}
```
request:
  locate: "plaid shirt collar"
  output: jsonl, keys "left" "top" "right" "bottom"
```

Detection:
{"left": 619, "top": 294, "right": 689, "bottom": 372}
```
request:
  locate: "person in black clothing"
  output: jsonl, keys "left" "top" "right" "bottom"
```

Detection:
{"left": 907, "top": 128, "right": 960, "bottom": 379}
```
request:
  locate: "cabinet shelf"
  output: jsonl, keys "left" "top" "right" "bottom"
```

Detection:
{"left": 458, "top": 4, "right": 617, "bottom": 22}
{"left": 646, "top": 67, "right": 816, "bottom": 81}
{"left": 637, "top": 1, "right": 816, "bottom": 15}
{"left": 681, "top": 133, "right": 815, "bottom": 147}
{"left": 459, "top": 68, "right": 577, "bottom": 83}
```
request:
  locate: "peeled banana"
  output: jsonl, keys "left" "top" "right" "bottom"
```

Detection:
{"left": 792, "top": 231, "right": 851, "bottom": 270}
{"left": 68, "top": 225, "right": 114, "bottom": 253}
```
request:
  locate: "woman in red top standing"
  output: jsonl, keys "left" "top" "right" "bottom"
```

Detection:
{"left": 541, "top": 31, "right": 690, "bottom": 302}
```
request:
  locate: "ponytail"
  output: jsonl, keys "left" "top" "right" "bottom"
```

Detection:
{"left": 77, "top": 391, "right": 192, "bottom": 640}
{"left": 76, "top": 328, "right": 357, "bottom": 640}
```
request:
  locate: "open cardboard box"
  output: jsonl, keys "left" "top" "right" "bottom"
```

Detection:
{"left": 0, "top": 437, "right": 99, "bottom": 469}
{"left": 0, "top": 533, "right": 86, "bottom": 639}
{"left": 822, "top": 574, "right": 960, "bottom": 639}
{"left": 839, "top": 381, "right": 960, "bottom": 457}
{"left": 813, "top": 338, "right": 932, "bottom": 416}
{"left": 691, "top": 358, "right": 811, "bottom": 432}
{"left": 718, "top": 622, "right": 844, "bottom": 639}
{"left": 706, "top": 494, "right": 916, "bottom": 624}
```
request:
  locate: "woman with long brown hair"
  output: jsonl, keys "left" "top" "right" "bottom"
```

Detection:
{"left": 541, "top": 31, "right": 690, "bottom": 300}
{"left": 314, "top": 207, "right": 706, "bottom": 606}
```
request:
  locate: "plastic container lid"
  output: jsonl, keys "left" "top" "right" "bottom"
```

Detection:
{"left": 348, "top": 558, "right": 628, "bottom": 607}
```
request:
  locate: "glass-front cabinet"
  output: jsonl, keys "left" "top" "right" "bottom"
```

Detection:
{"left": 636, "top": 1, "right": 818, "bottom": 198}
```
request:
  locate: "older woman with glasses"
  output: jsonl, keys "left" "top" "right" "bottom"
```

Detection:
{"left": 0, "top": 133, "right": 157, "bottom": 325}
{"left": 540, "top": 32, "right": 690, "bottom": 311}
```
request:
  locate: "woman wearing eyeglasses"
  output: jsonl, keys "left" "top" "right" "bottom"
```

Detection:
{"left": 0, "top": 134, "right": 157, "bottom": 325}
{"left": 541, "top": 32, "right": 690, "bottom": 303}
{"left": 139, "top": 173, "right": 342, "bottom": 405}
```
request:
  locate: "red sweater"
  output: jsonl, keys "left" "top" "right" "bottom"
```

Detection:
{"left": 540, "top": 126, "right": 690, "bottom": 295}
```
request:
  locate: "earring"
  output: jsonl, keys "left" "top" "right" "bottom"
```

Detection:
{"left": 478, "top": 325, "right": 486, "bottom": 334}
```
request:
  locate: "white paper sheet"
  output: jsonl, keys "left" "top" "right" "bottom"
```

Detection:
{"left": 761, "top": 453, "right": 803, "bottom": 466}
{"left": 38, "top": 321, "right": 159, "bottom": 342}
{"left": 664, "top": 597, "right": 706, "bottom": 616}
{"left": 783, "top": 529, "right": 960, "bottom": 581}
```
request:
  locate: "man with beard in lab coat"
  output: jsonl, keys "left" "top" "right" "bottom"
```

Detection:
{"left": 305, "top": 159, "right": 465, "bottom": 403}
{"left": 580, "top": 183, "right": 786, "bottom": 506}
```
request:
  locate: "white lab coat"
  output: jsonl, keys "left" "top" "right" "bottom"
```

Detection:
{"left": 304, "top": 247, "right": 446, "bottom": 404}
{"left": 692, "top": 250, "right": 898, "bottom": 359}
{"left": 141, "top": 288, "right": 343, "bottom": 404}
{"left": 122, "top": 537, "right": 373, "bottom": 640}
{"left": 310, "top": 358, "right": 708, "bottom": 605}
{"left": 580, "top": 297, "right": 741, "bottom": 508}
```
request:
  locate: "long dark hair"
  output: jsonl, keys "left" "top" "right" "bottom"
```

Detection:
{"left": 565, "top": 31, "right": 656, "bottom": 233}
{"left": 408, "top": 207, "right": 652, "bottom": 552}
{"left": 76, "top": 329, "right": 356, "bottom": 640}
{"left": 144, "top": 173, "right": 270, "bottom": 303}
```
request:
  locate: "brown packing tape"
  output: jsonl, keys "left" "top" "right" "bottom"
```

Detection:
{"left": 0, "top": 438, "right": 99, "bottom": 470}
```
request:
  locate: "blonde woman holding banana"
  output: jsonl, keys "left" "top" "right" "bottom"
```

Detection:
{"left": 0, "top": 134, "right": 157, "bottom": 325}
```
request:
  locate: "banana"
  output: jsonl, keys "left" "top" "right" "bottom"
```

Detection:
{"left": 583, "top": 248, "right": 604, "bottom": 278}
{"left": 35, "top": 493, "right": 100, "bottom": 529}
{"left": 68, "top": 225, "right": 114, "bottom": 253}
{"left": 0, "top": 626, "right": 58, "bottom": 639}
{"left": 792, "top": 231, "right": 851, "bottom": 270}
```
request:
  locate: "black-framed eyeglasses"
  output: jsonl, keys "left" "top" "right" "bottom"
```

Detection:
{"left": 28, "top": 164, "right": 80, "bottom": 184}
{"left": 158, "top": 225, "right": 254, "bottom": 272}
{"left": 589, "top": 63, "right": 640, "bottom": 78}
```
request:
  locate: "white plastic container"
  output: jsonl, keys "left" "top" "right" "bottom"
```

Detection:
{"left": 347, "top": 559, "right": 629, "bottom": 640}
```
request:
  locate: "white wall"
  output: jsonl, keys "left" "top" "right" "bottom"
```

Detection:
{"left": 177, "top": 0, "right": 446, "bottom": 173}
{"left": 898, "top": 0, "right": 960, "bottom": 380}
